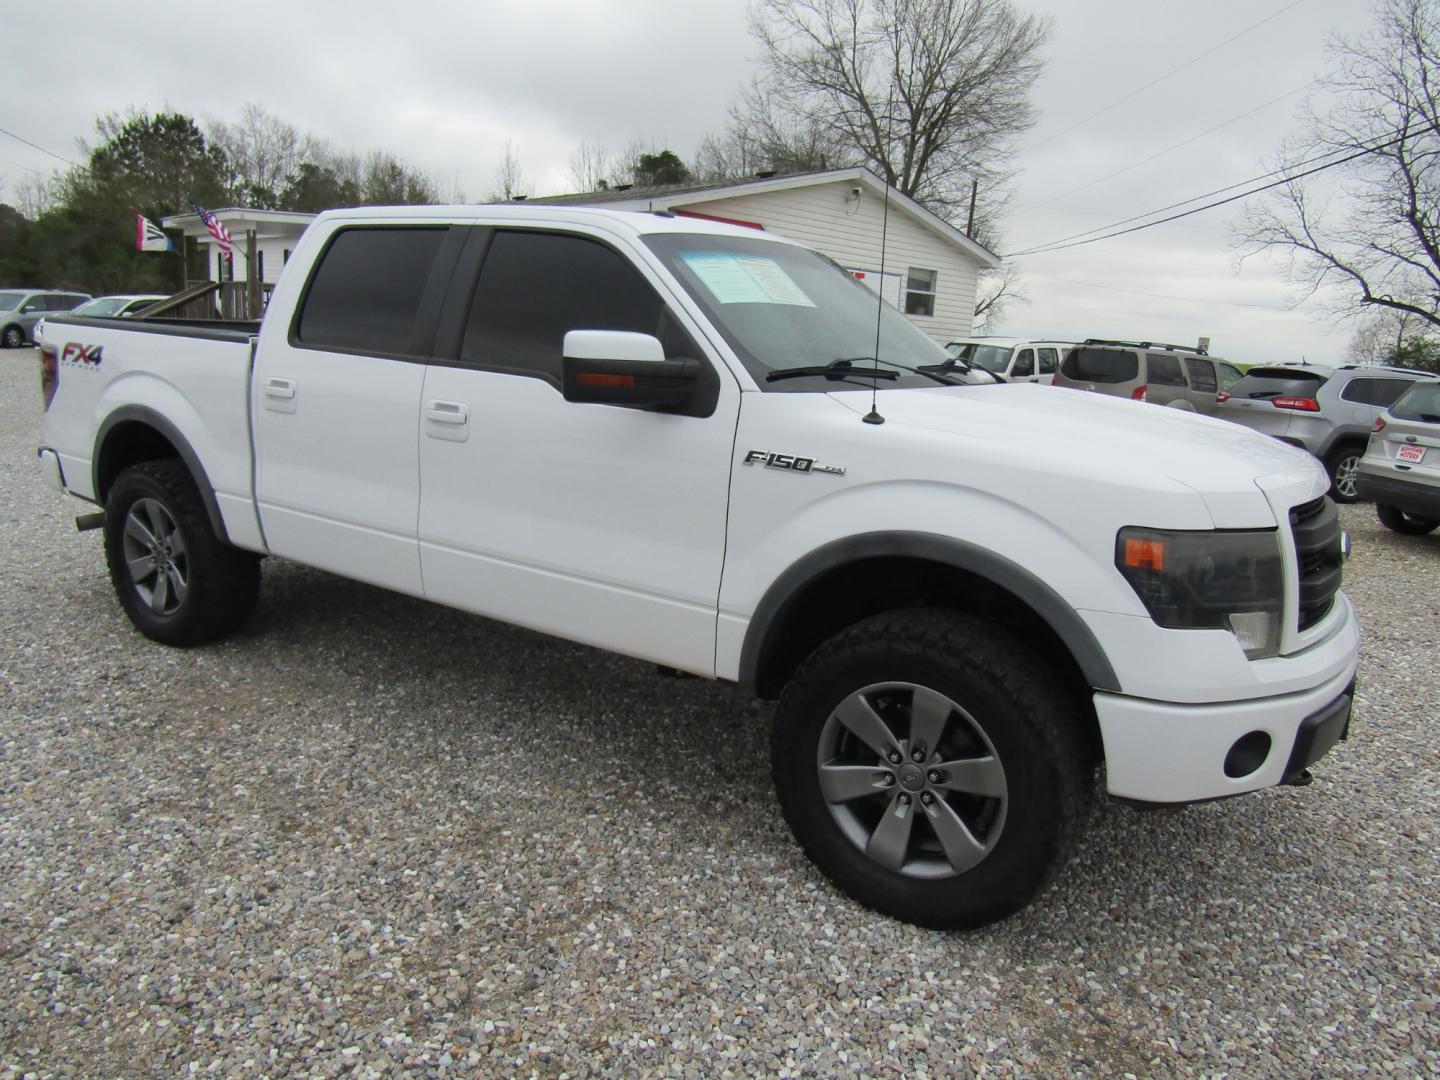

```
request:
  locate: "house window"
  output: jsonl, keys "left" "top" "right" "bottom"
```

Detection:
{"left": 904, "top": 268, "right": 937, "bottom": 317}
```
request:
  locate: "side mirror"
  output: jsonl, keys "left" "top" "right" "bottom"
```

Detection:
{"left": 561, "top": 329, "right": 698, "bottom": 411}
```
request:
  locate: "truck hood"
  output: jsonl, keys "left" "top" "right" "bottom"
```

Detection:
{"left": 827, "top": 383, "right": 1326, "bottom": 526}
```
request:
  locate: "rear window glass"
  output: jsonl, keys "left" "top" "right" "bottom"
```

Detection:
{"left": 1390, "top": 381, "right": 1440, "bottom": 421}
{"left": 1061, "top": 348, "right": 1138, "bottom": 383}
{"left": 1227, "top": 368, "right": 1327, "bottom": 400}
{"left": 296, "top": 227, "right": 449, "bottom": 355}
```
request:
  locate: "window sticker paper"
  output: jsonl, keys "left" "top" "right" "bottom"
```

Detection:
{"left": 681, "top": 252, "right": 817, "bottom": 307}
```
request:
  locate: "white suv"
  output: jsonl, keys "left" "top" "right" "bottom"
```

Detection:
{"left": 944, "top": 337, "right": 1071, "bottom": 383}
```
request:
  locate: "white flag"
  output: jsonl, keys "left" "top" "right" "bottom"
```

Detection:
{"left": 136, "top": 215, "right": 172, "bottom": 252}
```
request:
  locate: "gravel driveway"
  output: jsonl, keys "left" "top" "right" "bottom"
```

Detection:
{"left": 2, "top": 347, "right": 1437, "bottom": 1078}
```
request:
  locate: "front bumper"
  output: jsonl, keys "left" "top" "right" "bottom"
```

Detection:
{"left": 1354, "top": 468, "right": 1440, "bottom": 519}
{"left": 1095, "top": 660, "right": 1358, "bottom": 803}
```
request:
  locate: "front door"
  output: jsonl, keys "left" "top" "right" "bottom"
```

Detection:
{"left": 417, "top": 228, "right": 739, "bottom": 675}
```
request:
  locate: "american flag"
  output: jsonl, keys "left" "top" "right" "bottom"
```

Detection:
{"left": 189, "top": 199, "right": 233, "bottom": 261}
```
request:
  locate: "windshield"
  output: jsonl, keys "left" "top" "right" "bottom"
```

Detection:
{"left": 1390, "top": 380, "right": 1440, "bottom": 422}
{"left": 642, "top": 233, "right": 979, "bottom": 390}
{"left": 952, "top": 344, "right": 1013, "bottom": 374}
{"left": 74, "top": 297, "right": 131, "bottom": 317}
{"left": 0, "top": 291, "right": 27, "bottom": 311}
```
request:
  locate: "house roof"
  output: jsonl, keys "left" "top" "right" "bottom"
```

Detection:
{"left": 161, "top": 208, "right": 316, "bottom": 238}
{"left": 517, "top": 166, "right": 1002, "bottom": 269}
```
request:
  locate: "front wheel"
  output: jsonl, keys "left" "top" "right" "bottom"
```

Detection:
{"left": 103, "top": 460, "right": 261, "bottom": 645}
{"left": 1327, "top": 446, "right": 1364, "bottom": 503}
{"left": 1376, "top": 503, "right": 1440, "bottom": 535}
{"left": 771, "top": 609, "right": 1094, "bottom": 930}
{"left": 1, "top": 325, "right": 23, "bottom": 348}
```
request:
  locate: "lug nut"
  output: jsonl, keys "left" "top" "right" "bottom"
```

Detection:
{"left": 912, "top": 750, "right": 925, "bottom": 763}
{"left": 920, "top": 792, "right": 934, "bottom": 806}
{"left": 928, "top": 769, "right": 944, "bottom": 784}
{"left": 880, "top": 773, "right": 895, "bottom": 787}
{"left": 887, "top": 751, "right": 902, "bottom": 765}
{"left": 898, "top": 794, "right": 911, "bottom": 806}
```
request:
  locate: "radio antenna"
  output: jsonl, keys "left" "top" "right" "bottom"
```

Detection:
{"left": 862, "top": 174, "right": 890, "bottom": 426}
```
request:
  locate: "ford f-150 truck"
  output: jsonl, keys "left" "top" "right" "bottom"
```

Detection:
{"left": 35, "top": 205, "right": 1359, "bottom": 930}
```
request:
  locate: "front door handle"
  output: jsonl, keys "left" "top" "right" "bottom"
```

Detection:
{"left": 263, "top": 377, "right": 296, "bottom": 399}
{"left": 426, "top": 400, "right": 469, "bottom": 424}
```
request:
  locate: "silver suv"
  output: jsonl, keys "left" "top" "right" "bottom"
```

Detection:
{"left": 0, "top": 289, "right": 91, "bottom": 348}
{"left": 1354, "top": 379, "right": 1440, "bottom": 534}
{"left": 1215, "top": 363, "right": 1438, "bottom": 503}
{"left": 1052, "top": 339, "right": 1243, "bottom": 413}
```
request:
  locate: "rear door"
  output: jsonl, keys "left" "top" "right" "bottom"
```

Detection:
{"left": 1182, "top": 357, "right": 1219, "bottom": 413}
{"left": 1145, "top": 353, "right": 1188, "bottom": 407}
{"left": 1035, "top": 347, "right": 1059, "bottom": 385}
{"left": 416, "top": 226, "right": 739, "bottom": 675}
{"left": 252, "top": 222, "right": 466, "bottom": 596}
{"left": 1010, "top": 348, "right": 1036, "bottom": 382}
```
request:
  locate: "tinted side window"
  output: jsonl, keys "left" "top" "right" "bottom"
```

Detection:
{"left": 1012, "top": 349, "right": 1034, "bottom": 378}
{"left": 462, "top": 231, "right": 681, "bottom": 383}
{"left": 1184, "top": 357, "right": 1217, "bottom": 393}
{"left": 1037, "top": 348, "right": 1058, "bottom": 374}
{"left": 296, "top": 227, "right": 449, "bottom": 355}
{"left": 1342, "top": 377, "right": 1412, "bottom": 407}
{"left": 1060, "top": 348, "right": 1138, "bottom": 383}
{"left": 1147, "top": 354, "right": 1185, "bottom": 386}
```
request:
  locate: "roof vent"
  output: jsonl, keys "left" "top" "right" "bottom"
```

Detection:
{"left": 755, "top": 169, "right": 777, "bottom": 179}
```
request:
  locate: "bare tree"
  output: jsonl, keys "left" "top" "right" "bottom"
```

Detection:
{"left": 1236, "top": 0, "right": 1440, "bottom": 329}
{"left": 738, "top": 0, "right": 1051, "bottom": 220}
{"left": 207, "top": 103, "right": 323, "bottom": 207}
{"left": 490, "top": 140, "right": 531, "bottom": 201}
{"left": 568, "top": 139, "right": 618, "bottom": 192}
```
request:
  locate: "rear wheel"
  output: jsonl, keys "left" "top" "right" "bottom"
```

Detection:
{"left": 771, "top": 609, "right": 1094, "bottom": 930}
{"left": 1376, "top": 503, "right": 1440, "bottom": 535}
{"left": 1326, "top": 446, "right": 1364, "bottom": 503}
{"left": 1, "top": 325, "right": 23, "bottom": 348}
{"left": 103, "top": 460, "right": 261, "bottom": 645}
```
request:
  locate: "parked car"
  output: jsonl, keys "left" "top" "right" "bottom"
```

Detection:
{"left": 1052, "top": 339, "right": 1243, "bottom": 413}
{"left": 1354, "top": 379, "right": 1440, "bottom": 534}
{"left": 33, "top": 294, "right": 167, "bottom": 346}
{"left": 0, "top": 289, "right": 91, "bottom": 347}
{"left": 943, "top": 337, "right": 1072, "bottom": 384}
{"left": 35, "top": 204, "right": 1358, "bottom": 931}
{"left": 1215, "top": 363, "right": 1438, "bottom": 503}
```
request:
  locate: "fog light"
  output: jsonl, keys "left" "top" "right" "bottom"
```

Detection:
{"left": 1224, "top": 731, "right": 1273, "bottom": 778}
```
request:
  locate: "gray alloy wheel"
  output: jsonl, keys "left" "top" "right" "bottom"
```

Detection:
{"left": 120, "top": 497, "right": 190, "bottom": 616}
{"left": 1, "top": 325, "right": 23, "bottom": 348}
{"left": 816, "top": 681, "right": 1008, "bottom": 880}
{"left": 1329, "top": 450, "right": 1363, "bottom": 502}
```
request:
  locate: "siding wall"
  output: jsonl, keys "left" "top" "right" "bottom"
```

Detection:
{"left": 207, "top": 236, "right": 294, "bottom": 285}
{"left": 676, "top": 180, "right": 981, "bottom": 343}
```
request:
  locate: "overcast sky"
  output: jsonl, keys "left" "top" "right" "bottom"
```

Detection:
{"left": 1, "top": 0, "right": 1382, "bottom": 364}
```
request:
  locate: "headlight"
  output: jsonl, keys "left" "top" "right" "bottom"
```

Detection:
{"left": 1115, "top": 527, "right": 1284, "bottom": 659}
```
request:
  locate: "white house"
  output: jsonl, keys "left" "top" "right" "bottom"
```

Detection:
{"left": 527, "top": 166, "right": 1003, "bottom": 344}
{"left": 160, "top": 208, "right": 314, "bottom": 287}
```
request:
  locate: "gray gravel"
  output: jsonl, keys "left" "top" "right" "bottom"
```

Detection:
{"left": 2, "top": 346, "right": 1438, "bottom": 1079}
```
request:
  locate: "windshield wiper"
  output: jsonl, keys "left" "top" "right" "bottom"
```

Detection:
{"left": 765, "top": 358, "right": 900, "bottom": 383}
{"left": 916, "top": 358, "right": 1005, "bottom": 384}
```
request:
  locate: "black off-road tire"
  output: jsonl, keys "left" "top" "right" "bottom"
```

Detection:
{"left": 1326, "top": 445, "right": 1365, "bottom": 504}
{"left": 772, "top": 609, "right": 1095, "bottom": 931}
{"left": 1376, "top": 503, "right": 1440, "bottom": 535}
{"left": 103, "top": 460, "right": 261, "bottom": 645}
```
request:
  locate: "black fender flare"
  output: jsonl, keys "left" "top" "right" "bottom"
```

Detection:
{"left": 738, "top": 531, "right": 1121, "bottom": 694}
{"left": 92, "top": 405, "right": 230, "bottom": 544}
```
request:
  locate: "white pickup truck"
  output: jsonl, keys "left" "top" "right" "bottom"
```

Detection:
{"left": 36, "top": 205, "right": 1360, "bottom": 930}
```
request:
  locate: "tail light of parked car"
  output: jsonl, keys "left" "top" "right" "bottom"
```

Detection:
{"left": 1271, "top": 396, "right": 1320, "bottom": 412}
{"left": 1131, "top": 386, "right": 1147, "bottom": 402}
{"left": 1372, "top": 416, "right": 1387, "bottom": 433}
{"left": 39, "top": 343, "right": 58, "bottom": 411}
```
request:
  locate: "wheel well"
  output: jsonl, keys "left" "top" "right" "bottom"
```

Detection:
{"left": 1326, "top": 438, "right": 1367, "bottom": 463}
{"left": 750, "top": 555, "right": 1102, "bottom": 754}
{"left": 96, "top": 421, "right": 184, "bottom": 503}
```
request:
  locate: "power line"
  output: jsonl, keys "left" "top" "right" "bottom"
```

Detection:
{"left": 1030, "top": 79, "right": 1316, "bottom": 209}
{"left": 1007, "top": 133, "right": 1404, "bottom": 258}
{"left": 1027, "top": 0, "right": 1310, "bottom": 152}
{"left": 0, "top": 125, "right": 77, "bottom": 167}
{"left": 1024, "top": 270, "right": 1292, "bottom": 310}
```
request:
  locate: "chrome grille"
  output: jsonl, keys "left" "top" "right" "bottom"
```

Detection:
{"left": 1289, "top": 496, "right": 1342, "bottom": 632}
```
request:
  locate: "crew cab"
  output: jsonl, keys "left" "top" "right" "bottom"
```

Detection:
{"left": 35, "top": 205, "right": 1360, "bottom": 930}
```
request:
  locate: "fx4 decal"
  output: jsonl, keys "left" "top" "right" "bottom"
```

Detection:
{"left": 743, "top": 449, "right": 845, "bottom": 476}
{"left": 60, "top": 342, "right": 104, "bottom": 368}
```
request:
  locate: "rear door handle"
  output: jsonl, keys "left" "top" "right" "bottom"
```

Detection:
{"left": 263, "top": 377, "right": 296, "bottom": 399}
{"left": 426, "top": 400, "right": 469, "bottom": 424}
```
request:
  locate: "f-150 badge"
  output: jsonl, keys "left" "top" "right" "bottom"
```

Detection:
{"left": 743, "top": 450, "right": 845, "bottom": 476}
